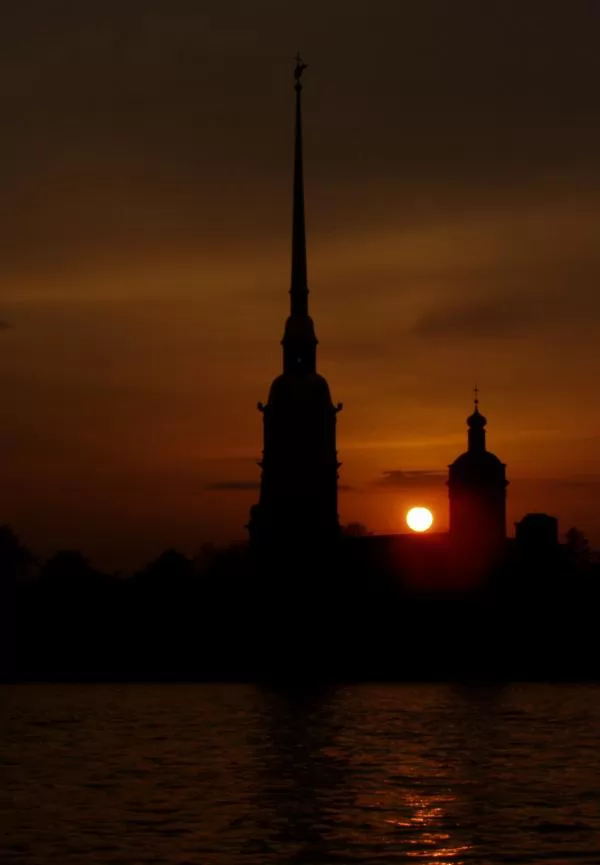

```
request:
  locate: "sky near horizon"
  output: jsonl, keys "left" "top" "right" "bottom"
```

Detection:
{"left": 2, "top": 1, "right": 600, "bottom": 568}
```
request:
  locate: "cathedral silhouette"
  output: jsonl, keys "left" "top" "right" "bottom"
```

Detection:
{"left": 248, "top": 58, "right": 342, "bottom": 551}
{"left": 248, "top": 59, "right": 511, "bottom": 573}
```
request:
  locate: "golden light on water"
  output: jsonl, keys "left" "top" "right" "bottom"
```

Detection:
{"left": 406, "top": 506, "right": 434, "bottom": 533}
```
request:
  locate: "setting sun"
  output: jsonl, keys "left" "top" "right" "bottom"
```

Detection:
{"left": 406, "top": 507, "right": 434, "bottom": 533}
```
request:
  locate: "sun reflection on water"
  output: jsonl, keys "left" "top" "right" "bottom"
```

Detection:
{"left": 377, "top": 792, "right": 471, "bottom": 863}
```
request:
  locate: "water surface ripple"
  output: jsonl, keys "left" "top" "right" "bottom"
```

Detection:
{"left": 2, "top": 683, "right": 600, "bottom": 864}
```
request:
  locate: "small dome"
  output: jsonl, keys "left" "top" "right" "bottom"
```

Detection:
{"left": 451, "top": 449, "right": 504, "bottom": 470}
{"left": 267, "top": 372, "right": 334, "bottom": 409}
{"left": 467, "top": 407, "right": 487, "bottom": 428}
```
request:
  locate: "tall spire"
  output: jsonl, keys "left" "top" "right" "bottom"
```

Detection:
{"left": 248, "top": 53, "right": 341, "bottom": 549}
{"left": 290, "top": 53, "right": 308, "bottom": 318}
{"left": 282, "top": 54, "right": 317, "bottom": 376}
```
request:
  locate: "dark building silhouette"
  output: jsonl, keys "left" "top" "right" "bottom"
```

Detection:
{"left": 248, "top": 59, "right": 342, "bottom": 550}
{"left": 516, "top": 513, "right": 559, "bottom": 548}
{"left": 448, "top": 393, "right": 508, "bottom": 567}
{"left": 511, "top": 513, "right": 563, "bottom": 586}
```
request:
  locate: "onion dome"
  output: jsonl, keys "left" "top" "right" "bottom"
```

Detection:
{"left": 467, "top": 405, "right": 487, "bottom": 429}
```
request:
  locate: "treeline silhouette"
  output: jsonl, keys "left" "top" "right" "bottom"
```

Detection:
{"left": 2, "top": 523, "right": 600, "bottom": 682}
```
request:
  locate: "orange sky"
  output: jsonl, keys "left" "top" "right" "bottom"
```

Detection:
{"left": 2, "top": 2, "right": 600, "bottom": 567}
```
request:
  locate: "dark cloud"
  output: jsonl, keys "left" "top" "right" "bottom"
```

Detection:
{"left": 517, "top": 476, "right": 600, "bottom": 490}
{"left": 205, "top": 479, "right": 356, "bottom": 493}
{"left": 200, "top": 456, "right": 257, "bottom": 466}
{"left": 374, "top": 470, "right": 447, "bottom": 490}
{"left": 369, "top": 473, "right": 600, "bottom": 494}
{"left": 204, "top": 480, "right": 260, "bottom": 492}
{"left": 413, "top": 296, "right": 530, "bottom": 340}
{"left": 376, "top": 473, "right": 600, "bottom": 492}
{"left": 205, "top": 480, "right": 356, "bottom": 492}
{"left": 0, "top": 320, "right": 11, "bottom": 330}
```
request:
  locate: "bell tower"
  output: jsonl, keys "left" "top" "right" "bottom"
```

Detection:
{"left": 448, "top": 391, "right": 508, "bottom": 566}
{"left": 248, "top": 57, "right": 342, "bottom": 550}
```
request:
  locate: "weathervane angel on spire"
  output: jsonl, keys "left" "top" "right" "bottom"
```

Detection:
{"left": 294, "top": 52, "right": 308, "bottom": 86}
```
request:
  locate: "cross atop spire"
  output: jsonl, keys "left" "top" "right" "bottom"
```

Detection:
{"left": 474, "top": 384, "right": 480, "bottom": 411}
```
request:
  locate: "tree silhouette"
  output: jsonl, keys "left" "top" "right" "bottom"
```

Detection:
{"left": 135, "top": 548, "right": 194, "bottom": 588}
{"left": 565, "top": 527, "right": 590, "bottom": 566}
{"left": 0, "top": 526, "right": 31, "bottom": 677}
{"left": 0, "top": 525, "right": 34, "bottom": 581}
{"left": 41, "top": 549, "right": 97, "bottom": 587}
{"left": 341, "top": 522, "right": 371, "bottom": 537}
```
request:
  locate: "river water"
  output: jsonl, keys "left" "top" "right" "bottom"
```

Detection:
{"left": 2, "top": 683, "right": 600, "bottom": 864}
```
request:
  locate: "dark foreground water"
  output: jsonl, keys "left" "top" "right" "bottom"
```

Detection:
{"left": 2, "top": 684, "right": 600, "bottom": 864}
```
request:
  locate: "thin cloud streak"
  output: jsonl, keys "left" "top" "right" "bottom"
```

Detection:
{"left": 413, "top": 297, "right": 530, "bottom": 340}
{"left": 205, "top": 480, "right": 260, "bottom": 492}
{"left": 373, "top": 470, "right": 447, "bottom": 490}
